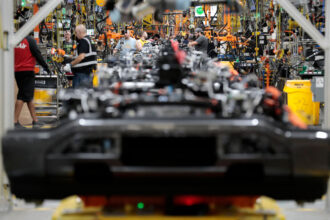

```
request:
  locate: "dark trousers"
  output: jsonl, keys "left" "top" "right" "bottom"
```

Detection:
{"left": 72, "top": 72, "right": 93, "bottom": 88}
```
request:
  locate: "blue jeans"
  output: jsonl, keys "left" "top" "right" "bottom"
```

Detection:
{"left": 72, "top": 72, "right": 92, "bottom": 88}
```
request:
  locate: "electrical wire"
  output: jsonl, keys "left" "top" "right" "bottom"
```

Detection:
{"left": 255, "top": 0, "right": 259, "bottom": 57}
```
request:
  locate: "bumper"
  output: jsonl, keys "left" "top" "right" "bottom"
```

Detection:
{"left": 3, "top": 117, "right": 330, "bottom": 200}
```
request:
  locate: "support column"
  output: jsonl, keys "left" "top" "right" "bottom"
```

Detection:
{"left": 324, "top": 0, "right": 330, "bottom": 212}
{"left": 324, "top": 0, "right": 330, "bottom": 129}
{"left": 0, "top": 0, "right": 14, "bottom": 212}
{"left": 0, "top": 1, "right": 64, "bottom": 211}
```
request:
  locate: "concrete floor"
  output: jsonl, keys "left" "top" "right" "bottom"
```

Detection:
{"left": 0, "top": 200, "right": 58, "bottom": 220}
{"left": 0, "top": 198, "right": 329, "bottom": 220}
{"left": 278, "top": 199, "right": 330, "bottom": 220}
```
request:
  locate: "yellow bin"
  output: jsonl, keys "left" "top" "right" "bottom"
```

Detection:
{"left": 283, "top": 80, "right": 320, "bottom": 125}
{"left": 34, "top": 89, "right": 56, "bottom": 104}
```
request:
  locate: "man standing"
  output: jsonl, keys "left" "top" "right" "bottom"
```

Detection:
{"left": 63, "top": 30, "right": 74, "bottom": 55}
{"left": 183, "top": 34, "right": 190, "bottom": 45}
{"left": 113, "top": 30, "right": 137, "bottom": 57}
{"left": 151, "top": 34, "right": 161, "bottom": 45}
{"left": 188, "top": 28, "right": 209, "bottom": 54}
{"left": 14, "top": 22, "right": 50, "bottom": 128}
{"left": 64, "top": 24, "right": 97, "bottom": 88}
{"left": 136, "top": 31, "right": 149, "bottom": 51}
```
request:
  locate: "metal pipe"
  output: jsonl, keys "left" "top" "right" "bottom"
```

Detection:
{"left": 276, "top": 0, "right": 330, "bottom": 50}
{"left": 11, "top": 0, "right": 63, "bottom": 47}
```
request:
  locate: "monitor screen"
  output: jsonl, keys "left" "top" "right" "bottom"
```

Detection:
{"left": 87, "top": 29, "right": 94, "bottom": 36}
{"left": 195, "top": 5, "right": 218, "bottom": 17}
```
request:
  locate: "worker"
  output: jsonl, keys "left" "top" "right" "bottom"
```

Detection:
{"left": 64, "top": 24, "right": 97, "bottom": 88}
{"left": 153, "top": 34, "right": 160, "bottom": 42}
{"left": 188, "top": 28, "right": 209, "bottom": 54}
{"left": 113, "top": 30, "right": 137, "bottom": 57}
{"left": 136, "top": 31, "right": 149, "bottom": 51}
{"left": 153, "top": 34, "right": 160, "bottom": 40}
{"left": 183, "top": 34, "right": 189, "bottom": 45}
{"left": 63, "top": 30, "right": 74, "bottom": 55}
{"left": 150, "top": 34, "right": 161, "bottom": 45}
{"left": 14, "top": 21, "right": 51, "bottom": 129}
{"left": 188, "top": 34, "right": 195, "bottom": 42}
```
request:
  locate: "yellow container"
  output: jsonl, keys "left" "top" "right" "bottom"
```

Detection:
{"left": 93, "top": 72, "right": 99, "bottom": 88}
{"left": 283, "top": 80, "right": 320, "bottom": 125}
{"left": 34, "top": 89, "right": 56, "bottom": 104}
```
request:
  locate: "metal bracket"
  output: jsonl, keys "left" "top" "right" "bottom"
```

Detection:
{"left": 11, "top": 0, "right": 63, "bottom": 47}
{"left": 276, "top": 0, "right": 329, "bottom": 50}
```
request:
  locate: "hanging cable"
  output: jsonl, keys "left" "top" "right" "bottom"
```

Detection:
{"left": 255, "top": 0, "right": 259, "bottom": 57}
{"left": 0, "top": 10, "right": 3, "bottom": 49}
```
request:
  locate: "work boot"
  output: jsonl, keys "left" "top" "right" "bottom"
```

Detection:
{"left": 14, "top": 122, "right": 25, "bottom": 129}
{"left": 32, "top": 121, "right": 45, "bottom": 128}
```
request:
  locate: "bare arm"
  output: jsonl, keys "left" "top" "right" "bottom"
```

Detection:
{"left": 136, "top": 40, "right": 142, "bottom": 51}
{"left": 188, "top": 41, "right": 198, "bottom": 47}
{"left": 113, "top": 41, "right": 121, "bottom": 54}
{"left": 71, "top": 53, "right": 85, "bottom": 66}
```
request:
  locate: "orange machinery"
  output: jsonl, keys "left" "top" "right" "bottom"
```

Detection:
{"left": 106, "top": 30, "right": 123, "bottom": 40}
{"left": 161, "top": 10, "right": 189, "bottom": 37}
{"left": 97, "top": 13, "right": 124, "bottom": 46}
{"left": 202, "top": 4, "right": 237, "bottom": 43}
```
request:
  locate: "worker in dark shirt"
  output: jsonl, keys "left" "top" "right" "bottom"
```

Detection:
{"left": 63, "top": 30, "right": 74, "bottom": 55}
{"left": 64, "top": 24, "right": 97, "bottom": 88}
{"left": 188, "top": 28, "right": 209, "bottom": 54}
{"left": 14, "top": 22, "right": 50, "bottom": 129}
{"left": 183, "top": 34, "right": 190, "bottom": 45}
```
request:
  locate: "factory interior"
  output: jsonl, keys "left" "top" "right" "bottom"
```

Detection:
{"left": 1, "top": 0, "right": 330, "bottom": 219}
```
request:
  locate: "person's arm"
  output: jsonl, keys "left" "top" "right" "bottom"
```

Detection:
{"left": 27, "top": 36, "right": 50, "bottom": 72}
{"left": 113, "top": 40, "right": 121, "bottom": 54}
{"left": 71, "top": 53, "right": 85, "bottom": 66}
{"left": 136, "top": 40, "right": 142, "bottom": 51}
{"left": 189, "top": 36, "right": 202, "bottom": 47}
{"left": 188, "top": 41, "right": 198, "bottom": 47}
